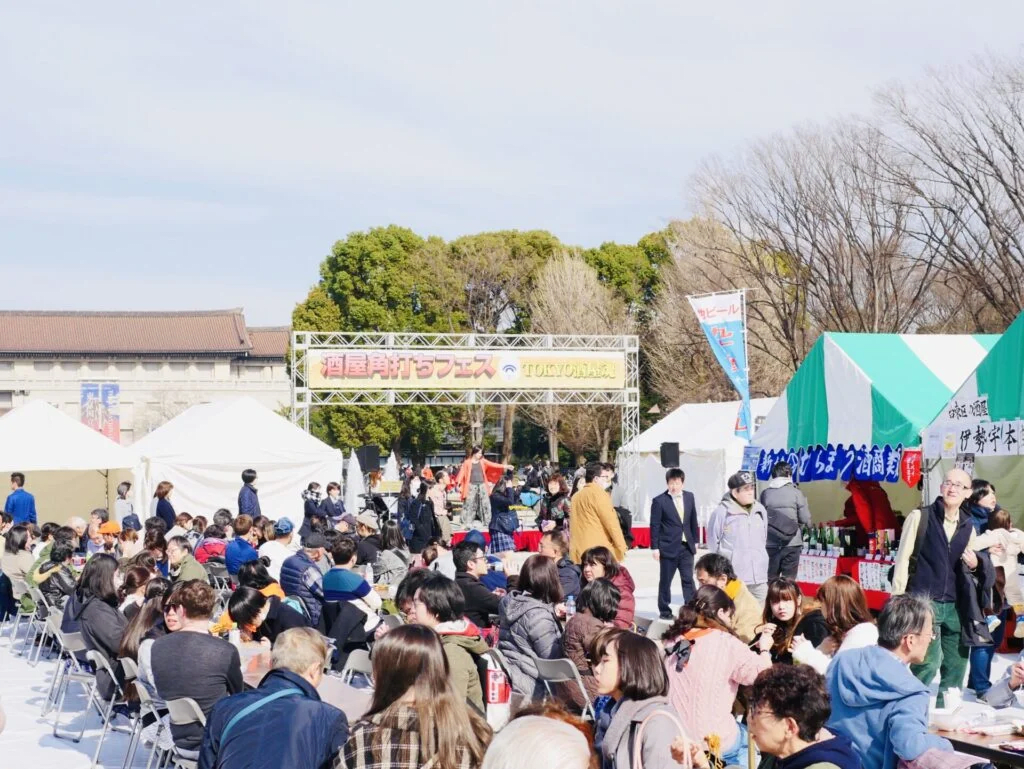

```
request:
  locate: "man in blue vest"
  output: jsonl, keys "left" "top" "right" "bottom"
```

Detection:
{"left": 4, "top": 472, "right": 36, "bottom": 525}
{"left": 892, "top": 467, "right": 979, "bottom": 705}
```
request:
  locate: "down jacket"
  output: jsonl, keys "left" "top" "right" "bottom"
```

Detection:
{"left": 64, "top": 591, "right": 127, "bottom": 700}
{"left": 497, "top": 589, "right": 563, "bottom": 699}
{"left": 562, "top": 612, "right": 605, "bottom": 710}
{"left": 34, "top": 560, "right": 76, "bottom": 610}
{"left": 609, "top": 568, "right": 636, "bottom": 630}
{"left": 760, "top": 478, "right": 811, "bottom": 548}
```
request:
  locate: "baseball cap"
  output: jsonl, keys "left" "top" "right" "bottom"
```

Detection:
{"left": 727, "top": 471, "right": 755, "bottom": 490}
{"left": 98, "top": 521, "right": 121, "bottom": 535}
{"left": 273, "top": 517, "right": 294, "bottom": 536}
{"left": 355, "top": 512, "right": 380, "bottom": 531}
{"left": 339, "top": 513, "right": 358, "bottom": 529}
{"left": 302, "top": 532, "right": 327, "bottom": 549}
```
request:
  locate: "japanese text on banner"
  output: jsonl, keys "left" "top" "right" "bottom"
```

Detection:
{"left": 687, "top": 292, "right": 751, "bottom": 439}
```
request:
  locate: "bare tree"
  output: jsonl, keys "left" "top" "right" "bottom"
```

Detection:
{"left": 876, "top": 55, "right": 1024, "bottom": 328}
{"left": 526, "top": 251, "right": 636, "bottom": 461}
{"left": 647, "top": 218, "right": 791, "bottom": 408}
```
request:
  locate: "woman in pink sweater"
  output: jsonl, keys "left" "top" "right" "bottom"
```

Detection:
{"left": 662, "top": 585, "right": 773, "bottom": 769}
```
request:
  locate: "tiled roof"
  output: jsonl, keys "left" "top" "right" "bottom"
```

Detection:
{"left": 247, "top": 327, "right": 290, "bottom": 359}
{"left": 0, "top": 309, "right": 256, "bottom": 355}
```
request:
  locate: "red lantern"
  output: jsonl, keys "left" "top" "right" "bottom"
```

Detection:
{"left": 901, "top": 448, "right": 922, "bottom": 488}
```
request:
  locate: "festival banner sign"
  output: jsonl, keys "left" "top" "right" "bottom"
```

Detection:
{"left": 306, "top": 349, "right": 627, "bottom": 391}
{"left": 687, "top": 292, "right": 751, "bottom": 439}
{"left": 80, "top": 382, "right": 120, "bottom": 442}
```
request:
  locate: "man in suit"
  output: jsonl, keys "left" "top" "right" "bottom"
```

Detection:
{"left": 650, "top": 467, "right": 698, "bottom": 619}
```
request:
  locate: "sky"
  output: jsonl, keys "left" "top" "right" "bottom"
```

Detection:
{"left": 2, "top": 2, "right": 1023, "bottom": 325}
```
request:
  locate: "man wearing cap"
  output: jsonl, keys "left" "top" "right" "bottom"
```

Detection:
{"left": 97, "top": 520, "right": 122, "bottom": 558}
{"left": 354, "top": 513, "right": 382, "bottom": 566}
{"left": 259, "top": 517, "right": 299, "bottom": 582}
{"left": 281, "top": 533, "right": 328, "bottom": 630}
{"left": 337, "top": 513, "right": 359, "bottom": 537}
{"left": 707, "top": 470, "right": 770, "bottom": 605}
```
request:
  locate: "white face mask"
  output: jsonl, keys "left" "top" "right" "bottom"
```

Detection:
{"left": 411, "top": 479, "right": 421, "bottom": 495}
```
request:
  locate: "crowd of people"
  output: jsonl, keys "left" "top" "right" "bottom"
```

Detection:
{"left": 1, "top": 458, "right": 1021, "bottom": 769}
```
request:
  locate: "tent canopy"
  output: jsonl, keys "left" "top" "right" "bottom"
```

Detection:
{"left": 621, "top": 398, "right": 776, "bottom": 455}
{"left": 754, "top": 333, "right": 998, "bottom": 452}
{"left": 0, "top": 399, "right": 134, "bottom": 518}
{"left": 0, "top": 399, "right": 135, "bottom": 472}
{"left": 131, "top": 397, "right": 343, "bottom": 520}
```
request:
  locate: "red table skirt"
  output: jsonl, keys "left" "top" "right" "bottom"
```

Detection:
{"left": 450, "top": 526, "right": 652, "bottom": 552}
{"left": 796, "top": 555, "right": 892, "bottom": 611}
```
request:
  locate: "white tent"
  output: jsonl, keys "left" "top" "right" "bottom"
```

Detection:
{"left": 619, "top": 398, "right": 776, "bottom": 523}
{"left": 0, "top": 399, "right": 135, "bottom": 516}
{"left": 344, "top": 449, "right": 365, "bottom": 516}
{"left": 383, "top": 451, "right": 400, "bottom": 482}
{"left": 130, "top": 397, "right": 343, "bottom": 520}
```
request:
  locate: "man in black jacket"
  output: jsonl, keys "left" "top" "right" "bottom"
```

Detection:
{"left": 453, "top": 541, "right": 501, "bottom": 628}
{"left": 649, "top": 468, "right": 699, "bottom": 619}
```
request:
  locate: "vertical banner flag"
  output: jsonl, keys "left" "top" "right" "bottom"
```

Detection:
{"left": 688, "top": 291, "right": 751, "bottom": 439}
{"left": 80, "top": 382, "right": 121, "bottom": 442}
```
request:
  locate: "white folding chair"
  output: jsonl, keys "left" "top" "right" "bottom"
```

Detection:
{"left": 533, "top": 657, "right": 595, "bottom": 721}
{"left": 86, "top": 649, "right": 128, "bottom": 768}
{"left": 644, "top": 618, "right": 673, "bottom": 641}
{"left": 6, "top": 579, "right": 35, "bottom": 646}
{"left": 632, "top": 615, "right": 654, "bottom": 635}
{"left": 340, "top": 648, "right": 373, "bottom": 685}
{"left": 381, "top": 613, "right": 404, "bottom": 629}
{"left": 165, "top": 697, "right": 207, "bottom": 769}
{"left": 42, "top": 612, "right": 88, "bottom": 718}
{"left": 119, "top": 657, "right": 169, "bottom": 769}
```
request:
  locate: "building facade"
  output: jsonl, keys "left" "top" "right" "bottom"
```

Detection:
{"left": 0, "top": 309, "right": 290, "bottom": 445}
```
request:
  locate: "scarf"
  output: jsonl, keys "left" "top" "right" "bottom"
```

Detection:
{"left": 302, "top": 488, "right": 323, "bottom": 505}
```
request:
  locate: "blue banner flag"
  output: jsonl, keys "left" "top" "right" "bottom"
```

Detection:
{"left": 687, "top": 292, "right": 751, "bottom": 439}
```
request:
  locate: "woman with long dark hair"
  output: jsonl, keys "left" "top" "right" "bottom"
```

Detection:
{"left": 538, "top": 473, "right": 572, "bottom": 533}
{"left": 64, "top": 553, "right": 128, "bottom": 699}
{"left": 663, "top": 585, "right": 772, "bottom": 768}
{"left": 580, "top": 546, "right": 635, "bottom": 629}
{"left": 340, "top": 624, "right": 491, "bottom": 769}
{"left": 118, "top": 564, "right": 152, "bottom": 621}
{"left": 373, "top": 520, "right": 411, "bottom": 586}
{"left": 3, "top": 525, "right": 36, "bottom": 599}
{"left": 498, "top": 554, "right": 564, "bottom": 698}
{"left": 790, "top": 575, "right": 876, "bottom": 674}
{"left": 755, "top": 577, "right": 828, "bottom": 664}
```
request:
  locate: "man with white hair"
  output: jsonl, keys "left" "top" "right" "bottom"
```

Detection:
{"left": 198, "top": 627, "right": 348, "bottom": 769}
{"left": 481, "top": 715, "right": 592, "bottom": 769}
{"left": 892, "top": 467, "right": 981, "bottom": 705}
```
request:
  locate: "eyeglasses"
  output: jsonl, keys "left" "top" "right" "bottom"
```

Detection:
{"left": 941, "top": 481, "right": 969, "bottom": 491}
{"left": 908, "top": 630, "right": 937, "bottom": 641}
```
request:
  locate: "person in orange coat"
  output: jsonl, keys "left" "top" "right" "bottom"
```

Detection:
{"left": 454, "top": 445, "right": 513, "bottom": 527}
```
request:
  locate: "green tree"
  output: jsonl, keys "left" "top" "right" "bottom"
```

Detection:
{"left": 293, "top": 226, "right": 465, "bottom": 461}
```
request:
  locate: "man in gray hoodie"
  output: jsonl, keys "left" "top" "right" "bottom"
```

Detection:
{"left": 760, "top": 461, "right": 811, "bottom": 580}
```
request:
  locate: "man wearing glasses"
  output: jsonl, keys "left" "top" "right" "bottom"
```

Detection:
{"left": 453, "top": 541, "right": 501, "bottom": 628}
{"left": 892, "top": 468, "right": 981, "bottom": 705}
{"left": 568, "top": 463, "right": 627, "bottom": 564}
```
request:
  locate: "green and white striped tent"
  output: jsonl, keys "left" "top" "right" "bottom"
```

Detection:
{"left": 753, "top": 333, "right": 999, "bottom": 453}
{"left": 924, "top": 313, "right": 1024, "bottom": 514}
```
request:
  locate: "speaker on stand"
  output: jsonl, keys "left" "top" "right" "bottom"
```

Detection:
{"left": 660, "top": 442, "right": 680, "bottom": 468}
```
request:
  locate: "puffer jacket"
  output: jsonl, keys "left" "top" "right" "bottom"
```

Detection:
{"left": 760, "top": 478, "right": 811, "bottom": 548}
{"left": 64, "top": 590, "right": 127, "bottom": 699}
{"left": 195, "top": 537, "right": 227, "bottom": 565}
{"left": 198, "top": 668, "right": 348, "bottom": 769}
{"left": 437, "top": 619, "right": 489, "bottom": 712}
{"left": 497, "top": 590, "right": 563, "bottom": 698}
{"left": 280, "top": 551, "right": 325, "bottom": 627}
{"left": 34, "top": 560, "right": 76, "bottom": 610}
{"left": 707, "top": 493, "right": 769, "bottom": 586}
{"left": 373, "top": 548, "right": 410, "bottom": 586}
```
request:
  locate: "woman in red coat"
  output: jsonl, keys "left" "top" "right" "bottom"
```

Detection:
{"left": 580, "top": 546, "right": 636, "bottom": 629}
